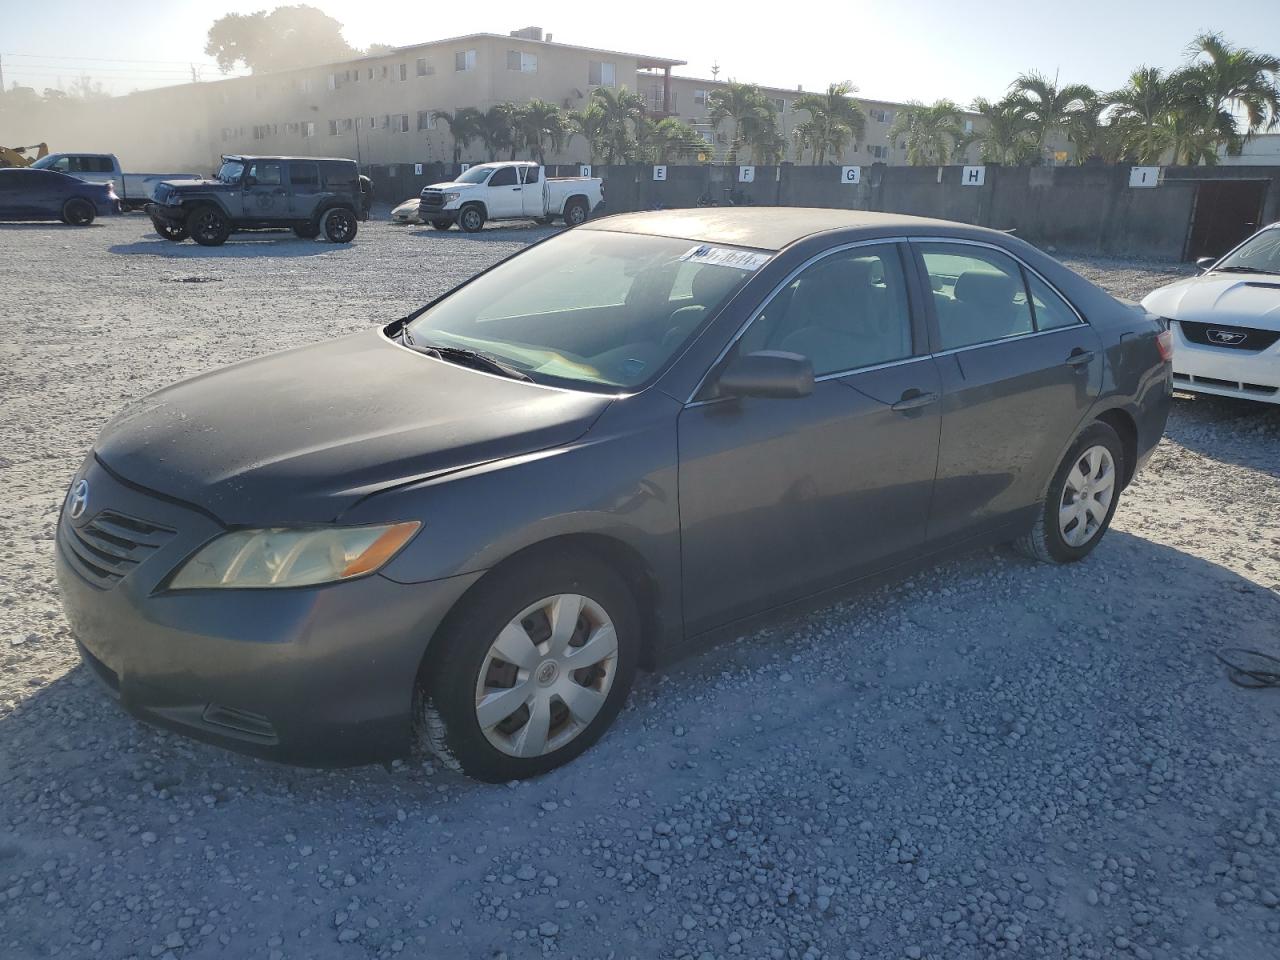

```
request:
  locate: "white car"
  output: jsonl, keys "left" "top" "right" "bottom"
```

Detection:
{"left": 1142, "top": 223, "right": 1280, "bottom": 405}
{"left": 390, "top": 197, "right": 424, "bottom": 224}
{"left": 418, "top": 162, "right": 602, "bottom": 232}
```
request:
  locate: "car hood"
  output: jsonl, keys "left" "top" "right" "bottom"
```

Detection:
{"left": 94, "top": 330, "right": 612, "bottom": 525}
{"left": 424, "top": 180, "right": 476, "bottom": 191}
{"left": 1142, "top": 272, "right": 1280, "bottom": 330}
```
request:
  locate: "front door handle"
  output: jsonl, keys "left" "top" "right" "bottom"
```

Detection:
{"left": 1065, "top": 349, "right": 1095, "bottom": 368}
{"left": 891, "top": 389, "right": 939, "bottom": 412}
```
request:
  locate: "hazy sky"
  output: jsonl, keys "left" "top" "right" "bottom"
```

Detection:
{"left": 4, "top": 0, "right": 1280, "bottom": 103}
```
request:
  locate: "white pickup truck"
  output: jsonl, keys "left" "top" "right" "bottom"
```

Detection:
{"left": 30, "top": 152, "right": 201, "bottom": 211}
{"left": 418, "top": 161, "right": 602, "bottom": 232}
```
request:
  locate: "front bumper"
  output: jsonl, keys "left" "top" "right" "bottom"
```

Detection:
{"left": 56, "top": 457, "right": 481, "bottom": 767}
{"left": 417, "top": 202, "right": 456, "bottom": 222}
{"left": 144, "top": 202, "right": 184, "bottom": 223}
{"left": 1170, "top": 320, "right": 1280, "bottom": 404}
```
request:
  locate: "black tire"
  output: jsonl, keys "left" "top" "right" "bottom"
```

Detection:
{"left": 62, "top": 198, "right": 95, "bottom": 226}
{"left": 534, "top": 216, "right": 555, "bottom": 226}
{"left": 322, "top": 207, "right": 358, "bottom": 243}
{"left": 1015, "top": 421, "right": 1125, "bottom": 564}
{"left": 293, "top": 221, "right": 320, "bottom": 239}
{"left": 431, "top": 219, "right": 454, "bottom": 231}
{"left": 152, "top": 217, "right": 187, "bottom": 242}
{"left": 458, "top": 204, "right": 485, "bottom": 233}
{"left": 189, "top": 205, "right": 231, "bottom": 246}
{"left": 414, "top": 551, "right": 640, "bottom": 782}
{"left": 563, "top": 199, "right": 589, "bottom": 227}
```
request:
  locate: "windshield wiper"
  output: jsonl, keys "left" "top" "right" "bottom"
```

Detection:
{"left": 401, "top": 328, "right": 533, "bottom": 382}
{"left": 1215, "top": 265, "right": 1280, "bottom": 275}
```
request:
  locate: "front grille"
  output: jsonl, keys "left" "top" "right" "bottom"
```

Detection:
{"left": 1178, "top": 320, "right": 1280, "bottom": 352}
{"left": 420, "top": 191, "right": 445, "bottom": 209}
{"left": 60, "top": 510, "right": 176, "bottom": 589}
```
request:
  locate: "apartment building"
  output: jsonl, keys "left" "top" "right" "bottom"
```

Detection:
{"left": 3, "top": 25, "right": 1076, "bottom": 171}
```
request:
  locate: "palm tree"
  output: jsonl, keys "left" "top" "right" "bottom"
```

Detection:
{"left": 1185, "top": 32, "right": 1280, "bottom": 155}
{"left": 476, "top": 104, "right": 516, "bottom": 162}
{"left": 1106, "top": 66, "right": 1179, "bottom": 164}
{"left": 590, "top": 86, "right": 646, "bottom": 163}
{"left": 793, "top": 82, "right": 866, "bottom": 164}
{"left": 516, "top": 99, "right": 568, "bottom": 164}
{"left": 1008, "top": 71, "right": 1096, "bottom": 158}
{"left": 708, "top": 81, "right": 778, "bottom": 163}
{"left": 432, "top": 107, "right": 483, "bottom": 165}
{"left": 886, "top": 100, "right": 965, "bottom": 165}
{"left": 1064, "top": 96, "right": 1122, "bottom": 165}
{"left": 969, "top": 97, "right": 1036, "bottom": 164}
{"left": 649, "top": 117, "right": 708, "bottom": 163}
{"left": 567, "top": 103, "right": 608, "bottom": 164}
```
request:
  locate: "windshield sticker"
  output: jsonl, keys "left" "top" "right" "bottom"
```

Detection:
{"left": 678, "top": 245, "right": 771, "bottom": 272}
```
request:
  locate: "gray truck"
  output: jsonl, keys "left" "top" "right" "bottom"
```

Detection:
{"left": 144, "top": 155, "right": 362, "bottom": 246}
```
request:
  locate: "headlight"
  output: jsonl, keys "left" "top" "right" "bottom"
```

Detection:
{"left": 168, "top": 522, "right": 420, "bottom": 590}
{"left": 443, "top": 191, "right": 460, "bottom": 202}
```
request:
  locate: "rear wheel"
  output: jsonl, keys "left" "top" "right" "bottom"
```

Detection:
{"left": 1015, "top": 421, "right": 1125, "bottom": 564}
{"left": 322, "top": 207, "right": 358, "bottom": 243}
{"left": 414, "top": 553, "right": 639, "bottom": 782}
{"left": 563, "top": 199, "right": 589, "bottom": 227}
{"left": 431, "top": 219, "right": 453, "bottom": 231}
{"left": 189, "top": 205, "right": 231, "bottom": 246}
{"left": 152, "top": 217, "right": 187, "bottom": 241}
{"left": 458, "top": 205, "right": 485, "bottom": 233}
{"left": 61, "top": 198, "right": 95, "bottom": 226}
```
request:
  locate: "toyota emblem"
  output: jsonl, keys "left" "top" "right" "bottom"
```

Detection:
{"left": 68, "top": 479, "right": 89, "bottom": 520}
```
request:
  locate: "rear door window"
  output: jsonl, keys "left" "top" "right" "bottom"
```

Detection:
{"left": 523, "top": 166, "right": 540, "bottom": 184}
{"left": 1026, "top": 272, "right": 1081, "bottom": 330}
{"left": 918, "top": 244, "right": 1034, "bottom": 350}
{"left": 289, "top": 161, "right": 320, "bottom": 191}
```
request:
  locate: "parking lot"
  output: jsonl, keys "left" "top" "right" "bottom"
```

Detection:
{"left": 2, "top": 212, "right": 1279, "bottom": 960}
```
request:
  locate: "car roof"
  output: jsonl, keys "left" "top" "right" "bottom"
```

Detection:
{"left": 223, "top": 155, "right": 356, "bottom": 163}
{"left": 582, "top": 208, "right": 1008, "bottom": 252}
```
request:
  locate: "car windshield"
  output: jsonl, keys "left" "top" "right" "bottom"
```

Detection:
{"left": 216, "top": 160, "right": 245, "bottom": 183}
{"left": 1215, "top": 227, "right": 1280, "bottom": 274}
{"left": 455, "top": 166, "right": 494, "bottom": 184}
{"left": 405, "top": 230, "right": 769, "bottom": 390}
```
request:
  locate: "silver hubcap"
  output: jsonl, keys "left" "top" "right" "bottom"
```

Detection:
{"left": 474, "top": 594, "right": 618, "bottom": 758}
{"left": 1059, "top": 445, "right": 1116, "bottom": 547}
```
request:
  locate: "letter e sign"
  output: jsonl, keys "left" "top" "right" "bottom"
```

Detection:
{"left": 653, "top": 165, "right": 667, "bottom": 181}
{"left": 961, "top": 165, "right": 986, "bottom": 186}
{"left": 841, "top": 166, "right": 861, "bottom": 184}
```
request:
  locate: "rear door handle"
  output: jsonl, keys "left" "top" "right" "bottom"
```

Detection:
{"left": 891, "top": 389, "right": 938, "bottom": 412}
{"left": 1065, "top": 349, "right": 1095, "bottom": 368}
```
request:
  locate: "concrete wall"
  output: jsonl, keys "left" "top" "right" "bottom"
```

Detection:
{"left": 594, "top": 162, "right": 1280, "bottom": 261}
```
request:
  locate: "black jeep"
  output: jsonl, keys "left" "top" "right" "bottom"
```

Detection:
{"left": 145, "top": 156, "right": 361, "bottom": 246}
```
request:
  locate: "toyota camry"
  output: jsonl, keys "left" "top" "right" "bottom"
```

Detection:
{"left": 58, "top": 209, "right": 1172, "bottom": 781}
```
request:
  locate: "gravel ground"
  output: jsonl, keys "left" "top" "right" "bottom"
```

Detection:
{"left": 2, "top": 213, "right": 1279, "bottom": 960}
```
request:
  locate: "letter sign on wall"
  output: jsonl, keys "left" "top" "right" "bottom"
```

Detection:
{"left": 653, "top": 165, "right": 667, "bottom": 181}
{"left": 841, "top": 166, "right": 861, "bottom": 184}
{"left": 1129, "top": 166, "right": 1160, "bottom": 188}
{"left": 738, "top": 165, "right": 755, "bottom": 183}
{"left": 414, "top": 163, "right": 423, "bottom": 176}
{"left": 579, "top": 165, "right": 592, "bottom": 178}
{"left": 961, "top": 165, "right": 986, "bottom": 186}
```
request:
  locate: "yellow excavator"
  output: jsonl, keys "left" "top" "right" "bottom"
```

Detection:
{"left": 0, "top": 142, "right": 49, "bottom": 168}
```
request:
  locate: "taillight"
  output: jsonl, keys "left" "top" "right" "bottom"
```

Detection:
{"left": 1156, "top": 329, "right": 1173, "bottom": 362}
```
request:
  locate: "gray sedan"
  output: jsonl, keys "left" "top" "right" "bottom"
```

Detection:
{"left": 57, "top": 209, "right": 1172, "bottom": 781}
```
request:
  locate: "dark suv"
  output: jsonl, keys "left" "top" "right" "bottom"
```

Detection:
{"left": 145, "top": 155, "right": 361, "bottom": 246}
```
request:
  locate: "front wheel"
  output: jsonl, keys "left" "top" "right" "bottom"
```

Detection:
{"left": 322, "top": 207, "right": 358, "bottom": 243}
{"left": 458, "top": 205, "right": 485, "bottom": 233}
{"left": 152, "top": 217, "right": 187, "bottom": 241}
{"left": 563, "top": 199, "right": 589, "bottom": 227}
{"left": 1015, "top": 421, "right": 1125, "bottom": 564}
{"left": 62, "top": 198, "right": 95, "bottom": 226}
{"left": 414, "top": 553, "right": 639, "bottom": 782}
{"left": 189, "top": 205, "right": 230, "bottom": 246}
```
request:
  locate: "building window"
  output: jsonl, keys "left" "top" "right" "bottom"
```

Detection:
{"left": 396, "top": 114, "right": 410, "bottom": 133}
{"left": 327, "top": 73, "right": 337, "bottom": 91}
{"left": 417, "top": 110, "right": 437, "bottom": 131}
{"left": 367, "top": 68, "right": 374, "bottom": 80}
{"left": 299, "top": 77, "right": 313, "bottom": 94}
{"left": 869, "top": 108, "right": 894, "bottom": 123}
{"left": 380, "top": 114, "right": 390, "bottom": 129}
{"left": 868, "top": 144, "right": 888, "bottom": 159}
{"left": 455, "top": 49, "right": 477, "bottom": 71}
{"left": 301, "top": 121, "right": 315, "bottom": 138}
{"left": 773, "top": 98, "right": 786, "bottom": 113}
{"left": 352, "top": 70, "right": 360, "bottom": 83}
{"left": 328, "top": 119, "right": 338, "bottom": 136}
{"left": 588, "top": 61, "right": 615, "bottom": 86}
{"left": 964, "top": 119, "right": 974, "bottom": 133}
{"left": 399, "top": 63, "right": 408, "bottom": 81}
{"left": 693, "top": 89, "right": 707, "bottom": 106}
{"left": 416, "top": 57, "right": 433, "bottom": 77}
{"left": 507, "top": 50, "right": 538, "bottom": 72}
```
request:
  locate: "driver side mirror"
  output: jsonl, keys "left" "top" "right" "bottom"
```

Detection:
{"left": 1196, "top": 256, "right": 1215, "bottom": 272}
{"left": 718, "top": 351, "right": 814, "bottom": 399}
